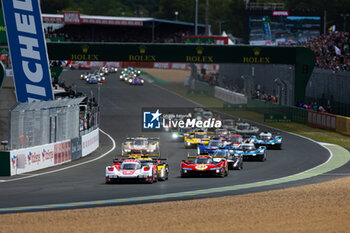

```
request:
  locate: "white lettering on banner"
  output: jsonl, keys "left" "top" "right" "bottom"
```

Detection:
{"left": 13, "top": 0, "right": 33, "bottom": 11}
{"left": 15, "top": 13, "right": 36, "bottom": 34}
{"left": 23, "top": 61, "right": 43, "bottom": 82}
{"left": 18, "top": 36, "right": 40, "bottom": 59}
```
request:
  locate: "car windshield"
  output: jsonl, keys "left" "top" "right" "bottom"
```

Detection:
{"left": 241, "top": 145, "right": 254, "bottom": 150}
{"left": 179, "top": 128, "right": 192, "bottom": 133}
{"left": 223, "top": 120, "right": 234, "bottom": 126}
{"left": 214, "top": 151, "right": 227, "bottom": 157}
{"left": 216, "top": 129, "right": 228, "bottom": 135}
{"left": 121, "top": 163, "right": 141, "bottom": 170}
{"left": 195, "top": 158, "right": 212, "bottom": 164}
{"left": 237, "top": 124, "right": 249, "bottom": 130}
{"left": 134, "top": 139, "right": 148, "bottom": 145}
{"left": 195, "top": 134, "right": 206, "bottom": 139}
{"left": 229, "top": 137, "right": 243, "bottom": 143}
{"left": 209, "top": 141, "right": 221, "bottom": 147}
{"left": 259, "top": 135, "right": 271, "bottom": 140}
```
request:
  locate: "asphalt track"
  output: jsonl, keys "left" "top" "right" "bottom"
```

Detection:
{"left": 0, "top": 70, "right": 349, "bottom": 213}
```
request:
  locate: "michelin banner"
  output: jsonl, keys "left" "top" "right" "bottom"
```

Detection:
{"left": 2, "top": 0, "right": 53, "bottom": 102}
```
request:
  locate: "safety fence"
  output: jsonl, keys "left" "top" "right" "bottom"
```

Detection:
{"left": 0, "top": 128, "right": 99, "bottom": 176}
{"left": 8, "top": 97, "right": 98, "bottom": 150}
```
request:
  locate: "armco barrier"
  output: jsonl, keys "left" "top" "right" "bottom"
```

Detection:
{"left": 336, "top": 115, "right": 350, "bottom": 135}
{"left": 215, "top": 86, "right": 247, "bottom": 105}
{"left": 1, "top": 129, "right": 99, "bottom": 176}
{"left": 308, "top": 110, "right": 337, "bottom": 131}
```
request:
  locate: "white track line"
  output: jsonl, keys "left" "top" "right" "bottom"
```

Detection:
{"left": 1, "top": 129, "right": 116, "bottom": 183}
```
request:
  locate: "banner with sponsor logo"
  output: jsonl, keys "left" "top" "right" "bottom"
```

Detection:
{"left": 82, "top": 129, "right": 99, "bottom": 157}
{"left": 2, "top": 0, "right": 54, "bottom": 102}
{"left": 10, "top": 144, "right": 55, "bottom": 175}
{"left": 54, "top": 140, "right": 71, "bottom": 165}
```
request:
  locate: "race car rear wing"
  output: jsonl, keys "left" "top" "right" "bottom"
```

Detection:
{"left": 122, "top": 153, "right": 160, "bottom": 158}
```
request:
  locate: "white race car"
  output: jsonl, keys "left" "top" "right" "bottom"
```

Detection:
{"left": 122, "top": 137, "right": 159, "bottom": 156}
{"left": 105, "top": 158, "right": 158, "bottom": 184}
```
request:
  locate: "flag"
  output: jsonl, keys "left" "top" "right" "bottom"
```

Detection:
{"left": 335, "top": 46, "right": 341, "bottom": 56}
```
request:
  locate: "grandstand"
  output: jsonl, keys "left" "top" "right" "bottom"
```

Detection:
{"left": 43, "top": 11, "right": 208, "bottom": 43}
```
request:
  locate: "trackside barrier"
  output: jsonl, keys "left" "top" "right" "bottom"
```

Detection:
{"left": 0, "top": 151, "right": 11, "bottom": 176}
{"left": 308, "top": 110, "right": 337, "bottom": 131}
{"left": 82, "top": 128, "right": 99, "bottom": 157}
{"left": 0, "top": 129, "right": 99, "bottom": 176}
{"left": 214, "top": 86, "right": 247, "bottom": 105}
{"left": 336, "top": 115, "right": 350, "bottom": 136}
{"left": 68, "top": 61, "right": 220, "bottom": 71}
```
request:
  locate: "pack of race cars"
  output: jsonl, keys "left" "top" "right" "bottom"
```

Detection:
{"left": 80, "top": 66, "right": 113, "bottom": 84}
{"left": 105, "top": 108, "right": 283, "bottom": 184}
{"left": 119, "top": 67, "right": 144, "bottom": 85}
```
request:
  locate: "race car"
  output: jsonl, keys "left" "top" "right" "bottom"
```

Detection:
{"left": 86, "top": 74, "right": 101, "bottom": 84}
{"left": 184, "top": 131, "right": 213, "bottom": 149}
{"left": 171, "top": 127, "right": 193, "bottom": 141}
{"left": 197, "top": 139, "right": 229, "bottom": 155}
{"left": 213, "top": 149, "right": 243, "bottom": 170}
{"left": 250, "top": 132, "right": 282, "bottom": 149}
{"left": 215, "top": 128, "right": 229, "bottom": 138}
{"left": 233, "top": 122, "right": 259, "bottom": 137}
{"left": 105, "top": 158, "right": 158, "bottom": 184}
{"left": 128, "top": 77, "right": 144, "bottom": 85}
{"left": 222, "top": 119, "right": 235, "bottom": 131}
{"left": 180, "top": 155, "right": 228, "bottom": 177}
{"left": 128, "top": 155, "right": 169, "bottom": 181}
{"left": 122, "top": 137, "right": 160, "bottom": 156}
{"left": 232, "top": 142, "right": 267, "bottom": 161}
{"left": 225, "top": 134, "right": 244, "bottom": 149}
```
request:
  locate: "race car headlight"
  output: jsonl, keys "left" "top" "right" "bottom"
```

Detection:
{"left": 129, "top": 79, "right": 132, "bottom": 83}
{"left": 102, "top": 77, "right": 105, "bottom": 80}
{"left": 100, "top": 73, "right": 103, "bottom": 76}
{"left": 86, "top": 78, "right": 89, "bottom": 81}
{"left": 141, "top": 79, "right": 144, "bottom": 83}
{"left": 98, "top": 78, "right": 101, "bottom": 81}
{"left": 120, "top": 75, "right": 123, "bottom": 79}
{"left": 124, "top": 149, "right": 131, "bottom": 152}
{"left": 80, "top": 74, "right": 83, "bottom": 78}
{"left": 172, "top": 133, "right": 178, "bottom": 139}
{"left": 216, "top": 169, "right": 221, "bottom": 173}
{"left": 138, "top": 71, "right": 141, "bottom": 74}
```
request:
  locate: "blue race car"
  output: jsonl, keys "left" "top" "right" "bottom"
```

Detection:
{"left": 232, "top": 142, "right": 267, "bottom": 161}
{"left": 197, "top": 139, "right": 231, "bottom": 155}
{"left": 250, "top": 132, "right": 282, "bottom": 149}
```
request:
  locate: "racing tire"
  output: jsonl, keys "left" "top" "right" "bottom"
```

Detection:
{"left": 260, "top": 155, "right": 266, "bottom": 162}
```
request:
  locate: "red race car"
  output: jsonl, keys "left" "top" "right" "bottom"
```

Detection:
{"left": 180, "top": 155, "right": 228, "bottom": 177}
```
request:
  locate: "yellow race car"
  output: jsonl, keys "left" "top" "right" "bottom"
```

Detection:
{"left": 184, "top": 131, "right": 214, "bottom": 149}
{"left": 127, "top": 154, "right": 169, "bottom": 181}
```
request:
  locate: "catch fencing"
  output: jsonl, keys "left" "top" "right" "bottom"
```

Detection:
{"left": 8, "top": 97, "right": 98, "bottom": 150}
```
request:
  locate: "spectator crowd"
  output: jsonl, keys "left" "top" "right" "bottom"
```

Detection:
{"left": 298, "top": 31, "right": 350, "bottom": 71}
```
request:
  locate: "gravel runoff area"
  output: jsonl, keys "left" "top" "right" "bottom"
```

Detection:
{"left": 1, "top": 176, "right": 350, "bottom": 233}
{"left": 1, "top": 69, "right": 349, "bottom": 233}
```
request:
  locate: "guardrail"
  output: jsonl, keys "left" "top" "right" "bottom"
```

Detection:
{"left": 0, "top": 128, "right": 99, "bottom": 176}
